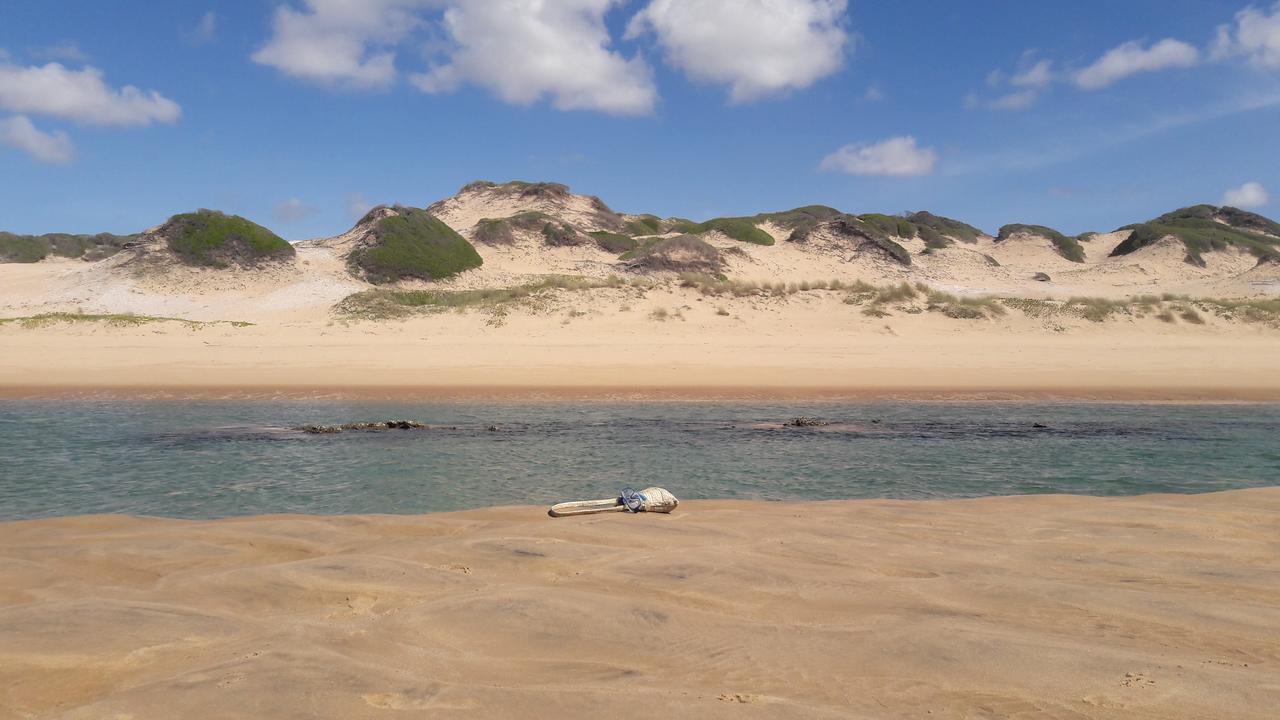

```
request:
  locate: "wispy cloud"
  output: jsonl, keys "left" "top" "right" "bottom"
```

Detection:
{"left": 946, "top": 90, "right": 1280, "bottom": 176}
{"left": 274, "top": 197, "right": 320, "bottom": 223}
{"left": 183, "top": 11, "right": 219, "bottom": 46}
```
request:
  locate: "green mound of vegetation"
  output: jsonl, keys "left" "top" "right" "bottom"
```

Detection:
{"left": 750, "top": 205, "right": 843, "bottom": 237}
{"left": 907, "top": 211, "right": 985, "bottom": 246}
{"left": 472, "top": 217, "right": 516, "bottom": 245}
{"left": 348, "top": 207, "right": 482, "bottom": 283}
{"left": 686, "top": 217, "right": 775, "bottom": 245}
{"left": 588, "top": 231, "right": 638, "bottom": 253}
{"left": 622, "top": 235, "right": 725, "bottom": 272}
{"left": 459, "top": 180, "right": 571, "bottom": 199}
{"left": 790, "top": 215, "right": 912, "bottom": 265}
{"left": 0, "top": 231, "right": 135, "bottom": 263}
{"left": 858, "top": 213, "right": 917, "bottom": 242}
{"left": 162, "top": 210, "right": 294, "bottom": 268}
{"left": 541, "top": 220, "right": 586, "bottom": 247}
{"left": 624, "top": 215, "right": 664, "bottom": 236}
{"left": 0, "top": 312, "right": 253, "bottom": 329}
{"left": 1110, "top": 205, "right": 1280, "bottom": 266}
{"left": 997, "top": 224, "right": 1086, "bottom": 263}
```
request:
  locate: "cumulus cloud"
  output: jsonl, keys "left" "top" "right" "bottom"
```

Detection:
{"left": 412, "top": 0, "right": 655, "bottom": 114}
{"left": 344, "top": 192, "right": 374, "bottom": 218}
{"left": 0, "top": 61, "right": 181, "bottom": 126}
{"left": 1222, "top": 181, "right": 1269, "bottom": 208}
{"left": 627, "top": 0, "right": 848, "bottom": 102}
{"left": 0, "top": 115, "right": 74, "bottom": 163}
{"left": 1212, "top": 2, "right": 1280, "bottom": 67}
{"left": 819, "top": 136, "right": 936, "bottom": 177}
{"left": 274, "top": 197, "right": 321, "bottom": 223}
{"left": 252, "top": 0, "right": 427, "bottom": 88}
{"left": 1073, "top": 38, "right": 1199, "bottom": 90}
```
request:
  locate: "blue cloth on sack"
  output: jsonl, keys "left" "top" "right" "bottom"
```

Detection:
{"left": 619, "top": 487, "right": 646, "bottom": 512}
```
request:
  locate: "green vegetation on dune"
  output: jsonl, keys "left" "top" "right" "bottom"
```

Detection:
{"left": 750, "top": 205, "right": 843, "bottom": 237}
{"left": 1110, "top": 205, "right": 1280, "bottom": 266}
{"left": 907, "top": 211, "right": 985, "bottom": 245}
{"left": 686, "top": 217, "right": 775, "bottom": 245}
{"left": 623, "top": 234, "right": 726, "bottom": 273}
{"left": 0, "top": 231, "right": 134, "bottom": 263}
{"left": 588, "top": 230, "right": 638, "bottom": 253}
{"left": 997, "top": 223, "right": 1086, "bottom": 263}
{"left": 348, "top": 207, "right": 482, "bottom": 283}
{"left": 790, "top": 215, "right": 912, "bottom": 265}
{"left": 163, "top": 210, "right": 294, "bottom": 268}
{"left": 335, "top": 275, "right": 644, "bottom": 320}
{"left": 0, "top": 312, "right": 253, "bottom": 329}
{"left": 624, "top": 215, "right": 664, "bottom": 236}
{"left": 858, "top": 213, "right": 918, "bottom": 242}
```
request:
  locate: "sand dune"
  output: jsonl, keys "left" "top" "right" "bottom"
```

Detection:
{"left": 2, "top": 489, "right": 1277, "bottom": 718}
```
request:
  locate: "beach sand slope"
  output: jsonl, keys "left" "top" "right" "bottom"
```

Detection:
{"left": 2, "top": 489, "right": 1278, "bottom": 718}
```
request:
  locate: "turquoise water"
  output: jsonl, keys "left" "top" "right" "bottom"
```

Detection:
{"left": 0, "top": 401, "right": 1277, "bottom": 520}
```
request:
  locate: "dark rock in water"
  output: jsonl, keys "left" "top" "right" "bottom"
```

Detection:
{"left": 1032, "top": 423, "right": 1049, "bottom": 429}
{"left": 487, "top": 425, "right": 498, "bottom": 432}
{"left": 296, "top": 420, "right": 426, "bottom": 434}
{"left": 870, "top": 419, "right": 882, "bottom": 424}
{"left": 1032, "top": 272, "right": 1051, "bottom": 282}
{"left": 784, "top": 417, "right": 830, "bottom": 427}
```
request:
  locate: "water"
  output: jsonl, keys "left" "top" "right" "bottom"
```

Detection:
{"left": 0, "top": 400, "right": 1277, "bottom": 520}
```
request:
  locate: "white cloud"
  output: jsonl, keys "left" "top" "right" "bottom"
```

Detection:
{"left": 274, "top": 197, "right": 320, "bottom": 223}
{"left": 344, "top": 192, "right": 374, "bottom": 218}
{"left": 0, "top": 61, "right": 180, "bottom": 126}
{"left": 627, "top": 0, "right": 848, "bottom": 102}
{"left": 1212, "top": 2, "right": 1280, "bottom": 67}
{"left": 970, "top": 54, "right": 1052, "bottom": 110}
{"left": 1010, "top": 59, "right": 1053, "bottom": 88}
{"left": 412, "top": 0, "right": 655, "bottom": 114}
{"left": 864, "top": 84, "right": 883, "bottom": 101}
{"left": 252, "top": 0, "right": 426, "bottom": 88}
{"left": 987, "top": 89, "right": 1038, "bottom": 111}
{"left": 1073, "top": 38, "right": 1199, "bottom": 90}
{"left": 0, "top": 115, "right": 74, "bottom": 163}
{"left": 819, "top": 136, "right": 936, "bottom": 177}
{"left": 185, "top": 11, "right": 219, "bottom": 46}
{"left": 1223, "top": 181, "right": 1269, "bottom": 208}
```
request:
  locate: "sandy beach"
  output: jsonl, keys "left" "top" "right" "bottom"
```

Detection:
{"left": 2, "top": 489, "right": 1277, "bottom": 719}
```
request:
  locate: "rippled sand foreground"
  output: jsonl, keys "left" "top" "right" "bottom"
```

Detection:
{"left": 2, "top": 490, "right": 1278, "bottom": 719}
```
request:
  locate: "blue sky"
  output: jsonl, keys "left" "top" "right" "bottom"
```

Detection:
{"left": 1, "top": 0, "right": 1278, "bottom": 239}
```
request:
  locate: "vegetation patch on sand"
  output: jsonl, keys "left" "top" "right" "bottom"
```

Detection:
{"left": 622, "top": 235, "right": 726, "bottom": 273}
{"left": 790, "top": 215, "right": 913, "bottom": 266}
{"left": 348, "top": 207, "right": 483, "bottom": 283}
{"left": 0, "top": 231, "right": 136, "bottom": 263}
{"left": 997, "top": 224, "right": 1086, "bottom": 263}
{"left": 1110, "top": 205, "right": 1280, "bottom": 266}
{"left": 161, "top": 210, "right": 294, "bottom": 268}
{"left": 0, "top": 312, "right": 253, "bottom": 330}
{"left": 335, "top": 275, "right": 645, "bottom": 320}
{"left": 682, "top": 217, "right": 775, "bottom": 246}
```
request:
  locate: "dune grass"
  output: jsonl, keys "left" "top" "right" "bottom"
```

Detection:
{"left": 688, "top": 217, "right": 775, "bottom": 246}
{"left": 0, "top": 312, "right": 253, "bottom": 329}
{"left": 335, "top": 275, "right": 648, "bottom": 320}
